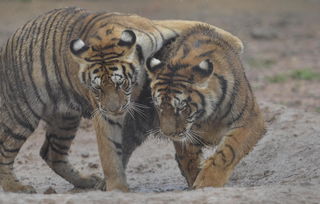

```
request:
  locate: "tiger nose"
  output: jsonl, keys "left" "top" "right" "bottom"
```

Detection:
{"left": 159, "top": 105, "right": 176, "bottom": 136}
{"left": 105, "top": 92, "right": 125, "bottom": 113}
{"left": 108, "top": 102, "right": 120, "bottom": 112}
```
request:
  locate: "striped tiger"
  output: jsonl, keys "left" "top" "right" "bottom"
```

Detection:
{"left": 145, "top": 24, "right": 266, "bottom": 188}
{"left": 0, "top": 6, "right": 207, "bottom": 193}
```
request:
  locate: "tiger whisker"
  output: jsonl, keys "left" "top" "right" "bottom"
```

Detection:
{"left": 146, "top": 128, "right": 161, "bottom": 137}
{"left": 190, "top": 129, "right": 206, "bottom": 134}
{"left": 186, "top": 130, "right": 199, "bottom": 145}
{"left": 131, "top": 102, "right": 150, "bottom": 109}
{"left": 145, "top": 128, "right": 160, "bottom": 135}
{"left": 186, "top": 131, "right": 197, "bottom": 145}
{"left": 189, "top": 130, "right": 209, "bottom": 147}
{"left": 190, "top": 133, "right": 205, "bottom": 146}
{"left": 124, "top": 104, "right": 136, "bottom": 120}
{"left": 145, "top": 128, "right": 169, "bottom": 144}
{"left": 128, "top": 102, "right": 148, "bottom": 119}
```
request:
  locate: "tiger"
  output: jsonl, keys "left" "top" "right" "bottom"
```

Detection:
{"left": 145, "top": 24, "right": 266, "bottom": 189}
{"left": 0, "top": 6, "right": 209, "bottom": 193}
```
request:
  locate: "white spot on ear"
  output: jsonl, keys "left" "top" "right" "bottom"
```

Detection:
{"left": 150, "top": 58, "right": 161, "bottom": 67}
{"left": 73, "top": 39, "right": 86, "bottom": 51}
{"left": 93, "top": 77, "right": 101, "bottom": 86}
{"left": 199, "top": 60, "right": 209, "bottom": 70}
{"left": 121, "top": 31, "right": 133, "bottom": 43}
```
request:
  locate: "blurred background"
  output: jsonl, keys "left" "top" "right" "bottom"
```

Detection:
{"left": 1, "top": 0, "right": 319, "bottom": 112}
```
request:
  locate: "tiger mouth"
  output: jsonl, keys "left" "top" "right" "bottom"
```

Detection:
{"left": 161, "top": 131, "right": 187, "bottom": 142}
{"left": 99, "top": 107, "right": 126, "bottom": 116}
{"left": 161, "top": 129, "right": 204, "bottom": 144}
{"left": 98, "top": 101, "right": 130, "bottom": 116}
{"left": 168, "top": 135, "right": 190, "bottom": 143}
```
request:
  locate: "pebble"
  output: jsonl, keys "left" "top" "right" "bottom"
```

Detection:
{"left": 81, "top": 152, "right": 89, "bottom": 158}
{"left": 88, "top": 162, "right": 99, "bottom": 169}
{"left": 43, "top": 187, "right": 57, "bottom": 194}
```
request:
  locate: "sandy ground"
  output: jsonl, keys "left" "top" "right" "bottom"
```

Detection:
{"left": 0, "top": 0, "right": 319, "bottom": 203}
{"left": 0, "top": 102, "right": 319, "bottom": 203}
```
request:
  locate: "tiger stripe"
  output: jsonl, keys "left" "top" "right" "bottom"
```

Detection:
{"left": 146, "top": 24, "right": 266, "bottom": 189}
{"left": 2, "top": 7, "right": 213, "bottom": 192}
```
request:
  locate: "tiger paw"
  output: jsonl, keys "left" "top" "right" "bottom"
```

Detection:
{"left": 2, "top": 182, "right": 36, "bottom": 193}
{"left": 192, "top": 165, "right": 230, "bottom": 189}
{"left": 94, "top": 179, "right": 129, "bottom": 192}
{"left": 73, "top": 174, "right": 103, "bottom": 189}
{"left": 107, "top": 183, "right": 129, "bottom": 192}
{"left": 106, "top": 179, "right": 129, "bottom": 192}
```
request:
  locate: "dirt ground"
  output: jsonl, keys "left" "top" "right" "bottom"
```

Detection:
{"left": 0, "top": 0, "right": 319, "bottom": 203}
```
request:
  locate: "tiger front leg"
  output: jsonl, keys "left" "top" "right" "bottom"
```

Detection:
{"left": 193, "top": 127, "right": 258, "bottom": 189}
{"left": 93, "top": 114, "right": 129, "bottom": 192}
{"left": 173, "top": 142, "right": 202, "bottom": 188}
{"left": 40, "top": 115, "right": 102, "bottom": 189}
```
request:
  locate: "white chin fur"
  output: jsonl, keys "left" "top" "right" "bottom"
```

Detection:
{"left": 73, "top": 39, "right": 85, "bottom": 51}
{"left": 150, "top": 58, "right": 161, "bottom": 67}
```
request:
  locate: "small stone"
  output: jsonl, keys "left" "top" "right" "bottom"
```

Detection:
{"left": 81, "top": 152, "right": 89, "bottom": 158}
{"left": 43, "top": 187, "right": 57, "bottom": 194}
{"left": 88, "top": 162, "right": 99, "bottom": 169}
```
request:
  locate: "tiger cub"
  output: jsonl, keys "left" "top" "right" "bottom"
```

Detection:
{"left": 0, "top": 7, "right": 198, "bottom": 193}
{"left": 146, "top": 24, "right": 266, "bottom": 188}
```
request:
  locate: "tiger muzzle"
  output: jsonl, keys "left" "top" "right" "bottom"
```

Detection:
{"left": 159, "top": 104, "right": 186, "bottom": 139}
{"left": 101, "top": 90, "right": 128, "bottom": 115}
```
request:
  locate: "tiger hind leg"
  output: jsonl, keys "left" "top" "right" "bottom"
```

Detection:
{"left": 0, "top": 109, "right": 39, "bottom": 193}
{"left": 40, "top": 115, "right": 102, "bottom": 189}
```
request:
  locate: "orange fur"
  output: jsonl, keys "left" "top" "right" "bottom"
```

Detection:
{"left": 146, "top": 24, "right": 266, "bottom": 188}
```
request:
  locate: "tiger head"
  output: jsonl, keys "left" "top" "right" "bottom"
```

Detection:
{"left": 146, "top": 25, "right": 243, "bottom": 142}
{"left": 70, "top": 27, "right": 142, "bottom": 117}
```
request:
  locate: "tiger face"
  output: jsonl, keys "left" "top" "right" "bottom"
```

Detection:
{"left": 146, "top": 57, "right": 218, "bottom": 142}
{"left": 70, "top": 27, "right": 140, "bottom": 116}
{"left": 146, "top": 28, "right": 241, "bottom": 142}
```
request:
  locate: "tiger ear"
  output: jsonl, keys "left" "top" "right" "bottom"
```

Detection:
{"left": 70, "top": 39, "right": 90, "bottom": 57}
{"left": 118, "top": 30, "right": 136, "bottom": 47}
{"left": 192, "top": 59, "right": 214, "bottom": 78}
{"left": 146, "top": 57, "right": 163, "bottom": 76}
